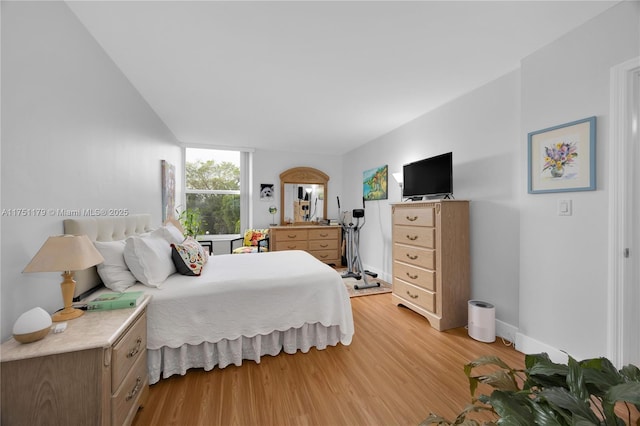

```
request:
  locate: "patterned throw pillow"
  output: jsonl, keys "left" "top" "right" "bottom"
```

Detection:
{"left": 243, "top": 229, "right": 269, "bottom": 246}
{"left": 171, "top": 237, "right": 205, "bottom": 276}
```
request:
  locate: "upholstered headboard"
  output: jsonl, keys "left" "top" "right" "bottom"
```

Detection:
{"left": 63, "top": 214, "right": 153, "bottom": 299}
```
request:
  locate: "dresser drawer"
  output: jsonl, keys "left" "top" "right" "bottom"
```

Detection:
{"left": 275, "top": 229, "right": 308, "bottom": 241}
{"left": 393, "top": 279, "right": 435, "bottom": 312}
{"left": 308, "top": 239, "right": 339, "bottom": 251}
{"left": 111, "top": 350, "right": 148, "bottom": 426}
{"left": 393, "top": 261, "right": 435, "bottom": 291}
{"left": 274, "top": 241, "right": 309, "bottom": 251}
{"left": 393, "top": 225, "right": 435, "bottom": 249}
{"left": 310, "top": 250, "right": 339, "bottom": 263}
{"left": 393, "top": 206, "right": 434, "bottom": 227}
{"left": 112, "top": 311, "right": 146, "bottom": 390}
{"left": 270, "top": 226, "right": 341, "bottom": 267}
{"left": 394, "top": 244, "right": 435, "bottom": 269}
{"left": 308, "top": 228, "right": 339, "bottom": 240}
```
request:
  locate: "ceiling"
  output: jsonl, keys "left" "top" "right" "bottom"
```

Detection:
{"left": 67, "top": 1, "right": 618, "bottom": 155}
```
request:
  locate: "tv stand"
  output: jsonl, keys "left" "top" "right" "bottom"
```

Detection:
{"left": 406, "top": 193, "right": 454, "bottom": 202}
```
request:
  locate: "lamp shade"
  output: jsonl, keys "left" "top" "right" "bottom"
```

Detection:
{"left": 392, "top": 172, "right": 403, "bottom": 184}
{"left": 23, "top": 235, "right": 104, "bottom": 273}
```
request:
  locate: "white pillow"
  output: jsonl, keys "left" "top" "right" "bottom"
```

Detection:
{"left": 154, "top": 223, "right": 185, "bottom": 245}
{"left": 94, "top": 240, "right": 137, "bottom": 292}
{"left": 124, "top": 234, "right": 176, "bottom": 287}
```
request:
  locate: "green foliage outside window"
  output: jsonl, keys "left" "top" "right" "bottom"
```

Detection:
{"left": 186, "top": 159, "right": 240, "bottom": 235}
{"left": 186, "top": 160, "right": 239, "bottom": 191}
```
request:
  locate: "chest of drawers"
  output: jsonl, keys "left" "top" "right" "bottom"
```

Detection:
{"left": 270, "top": 225, "right": 341, "bottom": 266}
{"left": 1, "top": 296, "right": 150, "bottom": 425}
{"left": 391, "top": 201, "right": 469, "bottom": 331}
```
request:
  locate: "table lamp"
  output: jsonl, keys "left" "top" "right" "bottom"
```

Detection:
{"left": 23, "top": 235, "right": 104, "bottom": 322}
{"left": 392, "top": 172, "right": 403, "bottom": 201}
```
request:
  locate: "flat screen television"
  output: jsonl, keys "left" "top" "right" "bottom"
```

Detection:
{"left": 402, "top": 152, "right": 453, "bottom": 199}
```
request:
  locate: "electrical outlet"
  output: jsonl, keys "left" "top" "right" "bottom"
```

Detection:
{"left": 558, "top": 199, "right": 572, "bottom": 216}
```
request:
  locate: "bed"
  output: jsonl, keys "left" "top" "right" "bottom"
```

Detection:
{"left": 63, "top": 214, "right": 354, "bottom": 384}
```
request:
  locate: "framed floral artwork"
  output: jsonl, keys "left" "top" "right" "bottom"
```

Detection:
{"left": 528, "top": 116, "right": 596, "bottom": 194}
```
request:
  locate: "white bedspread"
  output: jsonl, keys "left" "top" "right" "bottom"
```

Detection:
{"left": 129, "top": 250, "right": 353, "bottom": 350}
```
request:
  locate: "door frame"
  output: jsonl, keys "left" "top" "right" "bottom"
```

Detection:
{"left": 608, "top": 56, "right": 639, "bottom": 367}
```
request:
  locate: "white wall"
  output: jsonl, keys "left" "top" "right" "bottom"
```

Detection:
{"left": 518, "top": 0, "right": 640, "bottom": 360}
{"left": 252, "top": 149, "right": 343, "bottom": 228}
{"left": 343, "top": 0, "right": 640, "bottom": 358}
{"left": 1, "top": 2, "right": 182, "bottom": 341}
{"left": 342, "top": 71, "right": 522, "bottom": 332}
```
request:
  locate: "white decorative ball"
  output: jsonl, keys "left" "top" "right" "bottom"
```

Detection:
{"left": 13, "top": 307, "right": 52, "bottom": 343}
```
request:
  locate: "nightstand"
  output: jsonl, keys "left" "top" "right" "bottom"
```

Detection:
{"left": 1, "top": 296, "right": 151, "bottom": 426}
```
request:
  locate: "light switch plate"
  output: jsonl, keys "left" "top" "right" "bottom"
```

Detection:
{"left": 558, "top": 199, "right": 572, "bottom": 216}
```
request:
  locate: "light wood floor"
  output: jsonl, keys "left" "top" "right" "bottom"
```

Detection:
{"left": 132, "top": 293, "right": 524, "bottom": 426}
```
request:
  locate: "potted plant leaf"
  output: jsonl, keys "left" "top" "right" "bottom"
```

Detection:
{"left": 422, "top": 353, "right": 640, "bottom": 426}
{"left": 176, "top": 207, "right": 205, "bottom": 238}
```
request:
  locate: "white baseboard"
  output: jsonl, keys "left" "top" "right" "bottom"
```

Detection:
{"left": 481, "top": 321, "right": 566, "bottom": 364}
{"left": 495, "top": 319, "right": 517, "bottom": 343}
{"left": 379, "top": 271, "right": 392, "bottom": 284}
{"left": 362, "top": 262, "right": 392, "bottom": 284}
{"left": 515, "top": 333, "right": 568, "bottom": 364}
{"left": 367, "top": 271, "right": 564, "bottom": 362}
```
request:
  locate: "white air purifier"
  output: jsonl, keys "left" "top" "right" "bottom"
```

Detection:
{"left": 468, "top": 300, "right": 495, "bottom": 343}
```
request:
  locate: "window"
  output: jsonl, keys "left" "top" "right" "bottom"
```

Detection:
{"left": 184, "top": 148, "right": 250, "bottom": 235}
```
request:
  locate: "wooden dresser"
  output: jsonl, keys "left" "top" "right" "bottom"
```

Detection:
{"left": 1, "top": 296, "right": 150, "bottom": 426}
{"left": 270, "top": 225, "right": 342, "bottom": 266}
{"left": 391, "top": 201, "right": 469, "bottom": 331}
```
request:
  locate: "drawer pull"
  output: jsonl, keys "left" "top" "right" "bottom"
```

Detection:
{"left": 406, "top": 291, "right": 419, "bottom": 299}
{"left": 287, "top": 234, "right": 297, "bottom": 238}
{"left": 406, "top": 272, "right": 418, "bottom": 280}
{"left": 287, "top": 245, "right": 297, "bottom": 249}
{"left": 320, "top": 244, "right": 328, "bottom": 248}
{"left": 127, "top": 337, "right": 142, "bottom": 359}
{"left": 406, "top": 215, "right": 418, "bottom": 221}
{"left": 126, "top": 376, "right": 143, "bottom": 402}
{"left": 406, "top": 235, "right": 418, "bottom": 241}
{"left": 406, "top": 254, "right": 418, "bottom": 260}
{"left": 319, "top": 254, "right": 328, "bottom": 258}
{"left": 319, "top": 233, "right": 328, "bottom": 237}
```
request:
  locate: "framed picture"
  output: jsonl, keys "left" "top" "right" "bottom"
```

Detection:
{"left": 260, "top": 183, "right": 274, "bottom": 200}
{"left": 528, "top": 116, "right": 596, "bottom": 194}
{"left": 363, "top": 165, "right": 388, "bottom": 201}
{"left": 161, "top": 160, "right": 175, "bottom": 221}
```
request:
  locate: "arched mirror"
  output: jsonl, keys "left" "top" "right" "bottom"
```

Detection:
{"left": 280, "top": 167, "right": 329, "bottom": 225}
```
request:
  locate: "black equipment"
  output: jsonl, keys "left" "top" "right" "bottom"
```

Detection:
{"left": 337, "top": 197, "right": 379, "bottom": 290}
